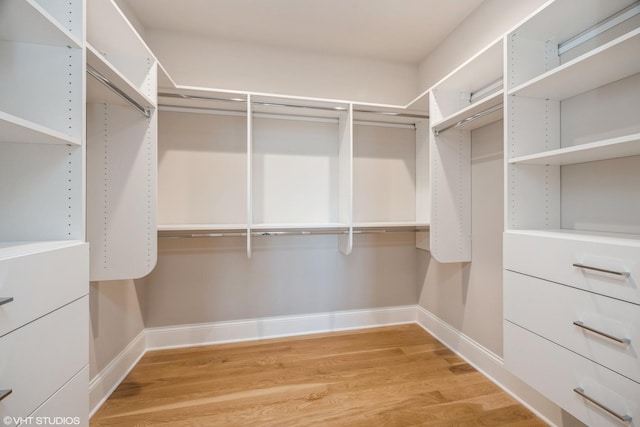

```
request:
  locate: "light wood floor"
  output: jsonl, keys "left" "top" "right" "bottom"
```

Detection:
{"left": 91, "top": 324, "right": 547, "bottom": 426}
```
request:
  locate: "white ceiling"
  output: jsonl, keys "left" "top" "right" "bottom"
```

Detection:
{"left": 118, "top": 0, "right": 485, "bottom": 64}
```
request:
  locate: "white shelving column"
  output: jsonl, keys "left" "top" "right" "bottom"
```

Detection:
{"left": 247, "top": 93, "right": 253, "bottom": 258}
{"left": 338, "top": 103, "right": 353, "bottom": 255}
{"left": 429, "top": 39, "right": 503, "bottom": 263}
{"left": 503, "top": 1, "right": 640, "bottom": 425}
{"left": 0, "top": 0, "right": 89, "bottom": 423}
{"left": 86, "top": 0, "right": 158, "bottom": 281}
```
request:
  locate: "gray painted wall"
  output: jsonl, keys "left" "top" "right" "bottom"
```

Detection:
{"left": 144, "top": 234, "right": 421, "bottom": 328}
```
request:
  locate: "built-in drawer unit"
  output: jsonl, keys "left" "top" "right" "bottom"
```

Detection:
{"left": 0, "top": 242, "right": 88, "bottom": 337}
{"left": 27, "top": 367, "right": 89, "bottom": 427}
{"left": 0, "top": 296, "right": 88, "bottom": 425}
{"left": 504, "top": 231, "right": 640, "bottom": 304}
{"left": 505, "top": 321, "right": 639, "bottom": 427}
{"left": 505, "top": 270, "right": 640, "bottom": 383}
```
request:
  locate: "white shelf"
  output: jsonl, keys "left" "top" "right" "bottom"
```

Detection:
{"left": 432, "top": 90, "right": 503, "bottom": 134}
{"left": 0, "top": 0, "right": 82, "bottom": 48}
{"left": 0, "top": 240, "right": 85, "bottom": 260}
{"left": 86, "top": 44, "right": 155, "bottom": 111}
{"left": 251, "top": 223, "right": 349, "bottom": 231}
{"left": 158, "top": 224, "right": 247, "bottom": 232}
{"left": 509, "top": 28, "right": 640, "bottom": 100}
{"left": 353, "top": 222, "right": 429, "bottom": 229}
{"left": 509, "top": 133, "right": 640, "bottom": 165}
{"left": 0, "top": 111, "right": 81, "bottom": 146}
{"left": 505, "top": 229, "right": 640, "bottom": 245}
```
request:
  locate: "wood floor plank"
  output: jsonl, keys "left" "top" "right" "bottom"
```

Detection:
{"left": 91, "top": 324, "right": 548, "bottom": 426}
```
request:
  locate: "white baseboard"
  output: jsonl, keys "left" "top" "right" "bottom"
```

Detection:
{"left": 89, "top": 330, "right": 146, "bottom": 418}
{"left": 415, "top": 306, "right": 567, "bottom": 427}
{"left": 90, "top": 305, "right": 569, "bottom": 426}
{"left": 90, "top": 305, "right": 415, "bottom": 415}
{"left": 145, "top": 305, "right": 417, "bottom": 350}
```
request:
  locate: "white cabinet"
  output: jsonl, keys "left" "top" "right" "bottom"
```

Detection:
{"left": 0, "top": 297, "right": 88, "bottom": 426}
{"left": 156, "top": 87, "right": 429, "bottom": 257}
{"left": 0, "top": 1, "right": 88, "bottom": 422}
{"left": 86, "top": 0, "right": 158, "bottom": 281}
{"left": 503, "top": 1, "right": 640, "bottom": 425}
{"left": 429, "top": 39, "right": 503, "bottom": 262}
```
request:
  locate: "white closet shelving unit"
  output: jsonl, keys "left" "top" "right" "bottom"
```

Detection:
{"left": 503, "top": 0, "right": 640, "bottom": 425}
{"left": 156, "top": 82, "right": 430, "bottom": 257}
{"left": 351, "top": 102, "right": 430, "bottom": 250}
{"left": 429, "top": 38, "right": 504, "bottom": 263}
{"left": 0, "top": 0, "right": 88, "bottom": 424}
{"left": 86, "top": 0, "right": 158, "bottom": 281}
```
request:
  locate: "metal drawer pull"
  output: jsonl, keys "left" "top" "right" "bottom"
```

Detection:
{"left": 573, "top": 263, "right": 630, "bottom": 278}
{"left": 573, "top": 321, "right": 630, "bottom": 345}
{"left": 0, "top": 297, "right": 14, "bottom": 306}
{"left": 573, "top": 387, "right": 632, "bottom": 423}
{"left": 0, "top": 389, "right": 12, "bottom": 401}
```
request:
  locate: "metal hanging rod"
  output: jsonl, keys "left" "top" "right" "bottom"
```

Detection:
{"left": 559, "top": 1, "right": 640, "bottom": 55}
{"left": 434, "top": 103, "right": 503, "bottom": 136}
{"left": 159, "top": 93, "right": 428, "bottom": 119}
{"left": 159, "top": 226, "right": 429, "bottom": 239}
{"left": 469, "top": 78, "right": 503, "bottom": 103}
{"left": 87, "top": 66, "right": 151, "bottom": 118}
{"left": 158, "top": 105, "right": 417, "bottom": 129}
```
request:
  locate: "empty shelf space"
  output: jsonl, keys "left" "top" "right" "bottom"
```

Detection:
{"left": 251, "top": 223, "right": 349, "bottom": 231}
{"left": 158, "top": 224, "right": 248, "bottom": 232}
{"left": 0, "top": 0, "right": 81, "bottom": 48}
{"left": 509, "top": 28, "right": 640, "bottom": 100}
{"left": 509, "top": 133, "right": 640, "bottom": 165}
{"left": 353, "top": 222, "right": 430, "bottom": 230}
{"left": 0, "top": 111, "right": 80, "bottom": 146}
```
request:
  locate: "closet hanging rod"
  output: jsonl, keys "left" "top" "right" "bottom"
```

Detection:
{"left": 159, "top": 227, "right": 429, "bottom": 239}
{"left": 159, "top": 105, "right": 417, "bottom": 129}
{"left": 469, "top": 78, "right": 503, "bottom": 103}
{"left": 434, "top": 103, "right": 503, "bottom": 136}
{"left": 87, "top": 66, "right": 151, "bottom": 118}
{"left": 159, "top": 93, "right": 428, "bottom": 119}
{"left": 558, "top": 0, "right": 640, "bottom": 55}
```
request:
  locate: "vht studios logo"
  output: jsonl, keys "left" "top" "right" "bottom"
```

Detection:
{"left": 2, "top": 416, "right": 81, "bottom": 426}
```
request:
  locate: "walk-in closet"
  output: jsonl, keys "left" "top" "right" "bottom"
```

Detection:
{"left": 1, "top": 0, "right": 638, "bottom": 425}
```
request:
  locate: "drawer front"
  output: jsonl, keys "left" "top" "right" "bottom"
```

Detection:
{"left": 505, "top": 321, "right": 640, "bottom": 427}
{"left": 26, "top": 366, "right": 88, "bottom": 426}
{"left": 0, "top": 243, "right": 88, "bottom": 336}
{"left": 505, "top": 270, "right": 640, "bottom": 383}
{"left": 0, "top": 297, "right": 88, "bottom": 425}
{"left": 504, "top": 231, "right": 640, "bottom": 304}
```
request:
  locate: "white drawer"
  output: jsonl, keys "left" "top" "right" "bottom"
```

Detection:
{"left": 504, "top": 230, "right": 640, "bottom": 304}
{"left": 25, "top": 367, "right": 88, "bottom": 427}
{"left": 0, "top": 297, "right": 88, "bottom": 426}
{"left": 505, "top": 321, "right": 640, "bottom": 427}
{"left": 0, "top": 242, "right": 88, "bottom": 337}
{"left": 505, "top": 270, "right": 640, "bottom": 383}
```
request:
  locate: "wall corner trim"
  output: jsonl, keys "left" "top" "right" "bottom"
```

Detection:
{"left": 89, "top": 329, "right": 147, "bottom": 418}
{"left": 415, "top": 306, "right": 561, "bottom": 427}
{"left": 89, "top": 305, "right": 563, "bottom": 426}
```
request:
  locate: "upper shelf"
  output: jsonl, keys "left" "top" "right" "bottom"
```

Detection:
{"left": 87, "top": 44, "right": 155, "bottom": 113}
{"left": 432, "top": 90, "right": 503, "bottom": 134}
{"left": 0, "top": 0, "right": 82, "bottom": 48}
{"left": 509, "top": 133, "right": 640, "bottom": 166}
{"left": 509, "top": 28, "right": 640, "bottom": 100}
{"left": 0, "top": 110, "right": 81, "bottom": 146}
